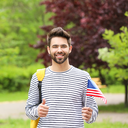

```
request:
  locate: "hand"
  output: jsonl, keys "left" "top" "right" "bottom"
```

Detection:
{"left": 82, "top": 107, "right": 93, "bottom": 122}
{"left": 38, "top": 98, "right": 49, "bottom": 117}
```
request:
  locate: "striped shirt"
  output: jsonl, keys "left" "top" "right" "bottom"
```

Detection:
{"left": 25, "top": 66, "right": 98, "bottom": 128}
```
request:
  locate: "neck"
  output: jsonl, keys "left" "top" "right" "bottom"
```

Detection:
{"left": 50, "top": 59, "right": 71, "bottom": 72}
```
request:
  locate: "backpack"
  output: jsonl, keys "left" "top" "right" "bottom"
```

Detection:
{"left": 30, "top": 68, "right": 45, "bottom": 128}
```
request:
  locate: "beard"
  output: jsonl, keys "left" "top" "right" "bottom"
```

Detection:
{"left": 50, "top": 52, "right": 69, "bottom": 64}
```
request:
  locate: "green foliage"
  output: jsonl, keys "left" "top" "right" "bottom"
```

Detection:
{"left": 98, "top": 13, "right": 128, "bottom": 106}
{"left": 98, "top": 103, "right": 128, "bottom": 113}
{"left": 98, "top": 26, "right": 128, "bottom": 80}
{"left": 87, "top": 68, "right": 122, "bottom": 85}
{"left": 0, "top": 64, "right": 44, "bottom": 92}
{"left": 0, "top": 0, "right": 45, "bottom": 67}
{"left": 0, "top": 47, "right": 19, "bottom": 66}
{"left": 0, "top": 0, "right": 51, "bottom": 92}
{"left": 100, "top": 85, "right": 124, "bottom": 94}
{"left": 125, "top": 11, "right": 128, "bottom": 16}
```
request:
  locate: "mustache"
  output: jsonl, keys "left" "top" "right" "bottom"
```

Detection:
{"left": 54, "top": 52, "right": 65, "bottom": 56}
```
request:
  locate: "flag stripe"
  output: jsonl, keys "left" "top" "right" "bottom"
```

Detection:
{"left": 87, "top": 79, "right": 107, "bottom": 104}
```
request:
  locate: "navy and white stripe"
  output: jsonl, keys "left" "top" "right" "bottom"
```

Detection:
{"left": 25, "top": 66, "right": 98, "bottom": 128}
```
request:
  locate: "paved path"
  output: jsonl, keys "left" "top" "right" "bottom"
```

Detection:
{"left": 0, "top": 93, "right": 128, "bottom": 123}
{"left": 95, "top": 93, "right": 128, "bottom": 123}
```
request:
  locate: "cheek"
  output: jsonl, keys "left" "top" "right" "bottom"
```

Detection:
{"left": 49, "top": 49, "right": 56, "bottom": 55}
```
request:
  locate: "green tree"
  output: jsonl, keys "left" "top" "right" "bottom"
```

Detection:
{"left": 98, "top": 12, "right": 128, "bottom": 107}
{"left": 0, "top": 0, "right": 47, "bottom": 91}
{"left": 0, "top": 0, "right": 45, "bottom": 67}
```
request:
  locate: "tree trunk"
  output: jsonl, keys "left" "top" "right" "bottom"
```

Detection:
{"left": 98, "top": 69, "right": 106, "bottom": 85}
{"left": 124, "top": 79, "right": 128, "bottom": 107}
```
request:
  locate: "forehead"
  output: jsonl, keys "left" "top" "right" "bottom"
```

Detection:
{"left": 50, "top": 37, "right": 68, "bottom": 46}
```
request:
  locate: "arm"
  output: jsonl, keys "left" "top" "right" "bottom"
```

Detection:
{"left": 83, "top": 95, "right": 98, "bottom": 124}
{"left": 25, "top": 73, "right": 40, "bottom": 120}
{"left": 82, "top": 73, "right": 98, "bottom": 123}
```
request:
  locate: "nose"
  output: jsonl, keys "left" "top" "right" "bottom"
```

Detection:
{"left": 57, "top": 46, "right": 62, "bottom": 52}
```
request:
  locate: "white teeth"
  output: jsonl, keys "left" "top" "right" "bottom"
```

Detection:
{"left": 56, "top": 55, "right": 63, "bottom": 58}
{"left": 56, "top": 55, "right": 63, "bottom": 56}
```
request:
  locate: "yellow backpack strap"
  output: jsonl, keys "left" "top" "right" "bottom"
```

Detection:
{"left": 36, "top": 68, "right": 45, "bottom": 81}
{"left": 36, "top": 68, "right": 45, "bottom": 104}
{"left": 30, "top": 69, "right": 45, "bottom": 128}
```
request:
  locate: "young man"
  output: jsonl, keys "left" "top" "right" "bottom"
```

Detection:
{"left": 25, "top": 27, "right": 98, "bottom": 128}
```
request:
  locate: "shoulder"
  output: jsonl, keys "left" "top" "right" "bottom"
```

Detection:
{"left": 71, "top": 66, "right": 91, "bottom": 79}
{"left": 31, "top": 72, "right": 38, "bottom": 82}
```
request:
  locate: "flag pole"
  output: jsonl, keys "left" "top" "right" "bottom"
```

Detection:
{"left": 85, "top": 95, "right": 87, "bottom": 107}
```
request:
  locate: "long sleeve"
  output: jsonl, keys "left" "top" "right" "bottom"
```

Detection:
{"left": 25, "top": 73, "right": 40, "bottom": 120}
{"left": 85, "top": 96, "right": 98, "bottom": 124}
{"left": 83, "top": 73, "right": 98, "bottom": 124}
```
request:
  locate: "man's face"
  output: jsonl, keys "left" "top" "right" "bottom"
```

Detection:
{"left": 47, "top": 37, "right": 72, "bottom": 64}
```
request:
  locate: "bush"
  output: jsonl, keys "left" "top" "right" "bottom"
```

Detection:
{"left": 0, "top": 63, "right": 44, "bottom": 92}
{"left": 87, "top": 68, "right": 122, "bottom": 85}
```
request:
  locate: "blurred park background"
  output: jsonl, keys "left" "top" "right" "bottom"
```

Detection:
{"left": 0, "top": 0, "right": 128, "bottom": 127}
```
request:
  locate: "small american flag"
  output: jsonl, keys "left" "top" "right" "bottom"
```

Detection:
{"left": 86, "top": 79, "right": 107, "bottom": 104}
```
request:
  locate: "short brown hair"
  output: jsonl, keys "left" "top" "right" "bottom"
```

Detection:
{"left": 47, "top": 27, "right": 71, "bottom": 47}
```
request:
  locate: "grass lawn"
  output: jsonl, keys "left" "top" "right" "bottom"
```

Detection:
{"left": 0, "top": 118, "right": 128, "bottom": 128}
{"left": 99, "top": 103, "right": 128, "bottom": 113}
{"left": 84, "top": 121, "right": 128, "bottom": 128}
{"left": 0, "top": 91, "right": 28, "bottom": 102}
{"left": 0, "top": 118, "right": 30, "bottom": 128}
{"left": 100, "top": 84, "right": 125, "bottom": 93}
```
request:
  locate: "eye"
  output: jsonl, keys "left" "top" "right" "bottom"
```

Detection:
{"left": 61, "top": 45, "right": 67, "bottom": 48}
{"left": 52, "top": 45, "right": 58, "bottom": 48}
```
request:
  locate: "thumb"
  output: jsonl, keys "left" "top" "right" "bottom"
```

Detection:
{"left": 42, "top": 98, "right": 46, "bottom": 105}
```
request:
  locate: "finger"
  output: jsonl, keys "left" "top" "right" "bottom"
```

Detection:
{"left": 82, "top": 113, "right": 91, "bottom": 122}
{"left": 82, "top": 113, "right": 91, "bottom": 118}
{"left": 42, "top": 98, "right": 46, "bottom": 105}
{"left": 39, "top": 108, "right": 49, "bottom": 117}
{"left": 40, "top": 104, "right": 49, "bottom": 109}
{"left": 39, "top": 105, "right": 49, "bottom": 114}
{"left": 39, "top": 110, "right": 49, "bottom": 115}
{"left": 39, "top": 112, "right": 48, "bottom": 117}
{"left": 39, "top": 107, "right": 49, "bottom": 112}
{"left": 40, "top": 114, "right": 48, "bottom": 117}
{"left": 82, "top": 110, "right": 92, "bottom": 117}
{"left": 82, "top": 109, "right": 91, "bottom": 114}
{"left": 82, "top": 107, "right": 92, "bottom": 111}
{"left": 82, "top": 116, "right": 89, "bottom": 122}
{"left": 82, "top": 109, "right": 92, "bottom": 118}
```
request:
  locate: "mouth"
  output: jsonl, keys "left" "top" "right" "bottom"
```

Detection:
{"left": 55, "top": 54, "right": 64, "bottom": 59}
{"left": 56, "top": 55, "right": 64, "bottom": 59}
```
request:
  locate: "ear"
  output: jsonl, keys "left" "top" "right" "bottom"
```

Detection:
{"left": 69, "top": 45, "right": 72, "bottom": 53}
{"left": 47, "top": 46, "right": 50, "bottom": 54}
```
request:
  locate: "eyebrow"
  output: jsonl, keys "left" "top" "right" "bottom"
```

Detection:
{"left": 52, "top": 44, "right": 68, "bottom": 47}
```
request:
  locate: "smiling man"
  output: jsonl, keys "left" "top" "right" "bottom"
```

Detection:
{"left": 25, "top": 27, "right": 98, "bottom": 128}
